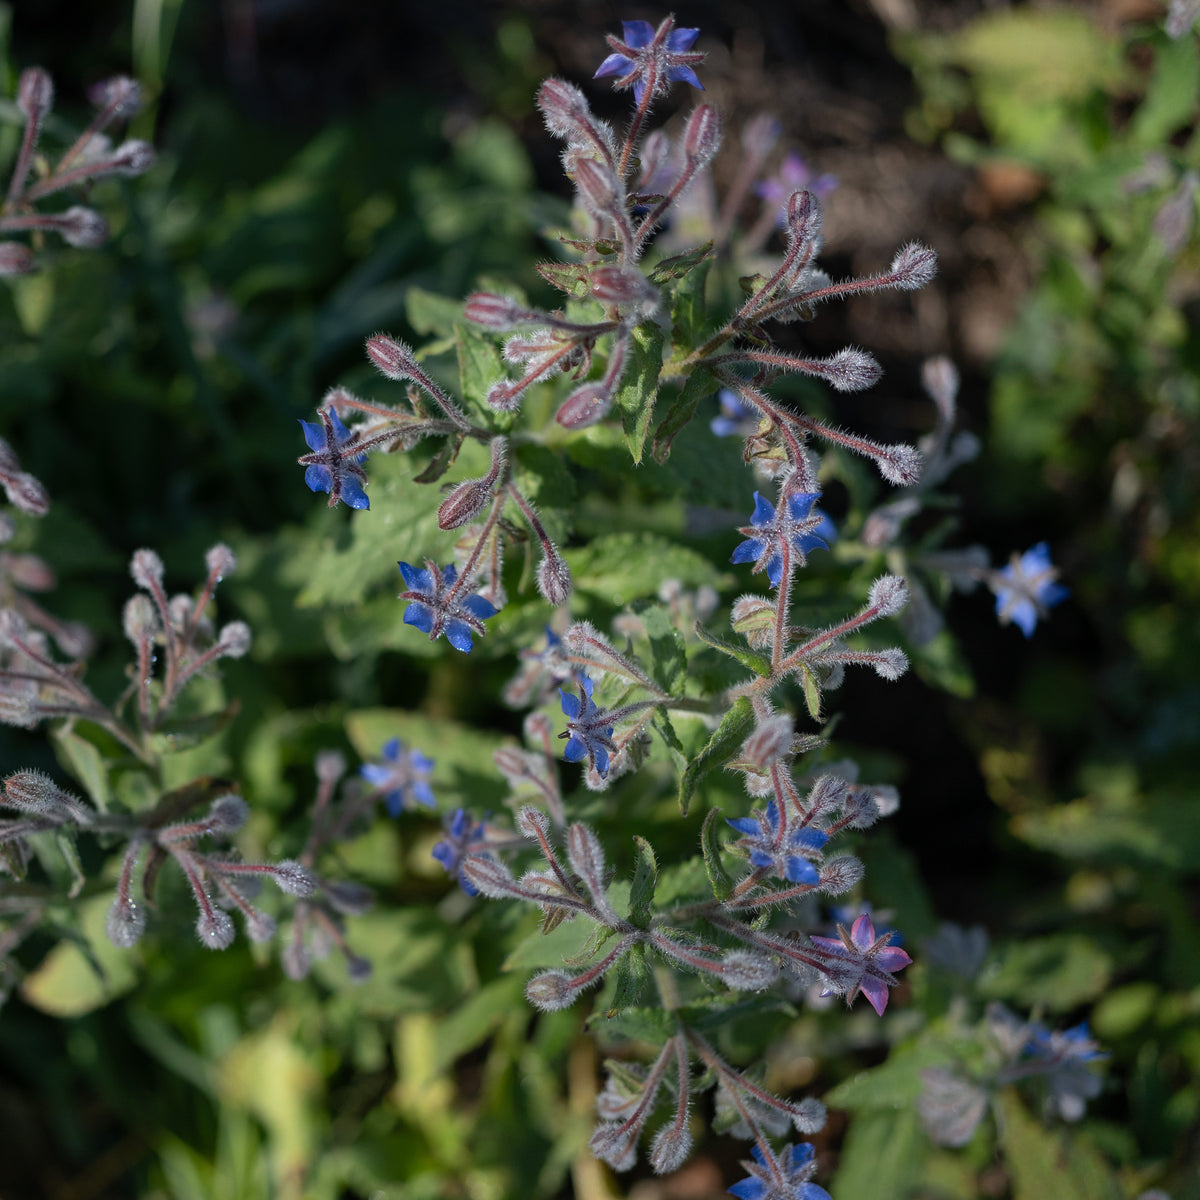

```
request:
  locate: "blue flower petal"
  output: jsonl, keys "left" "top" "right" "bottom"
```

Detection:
{"left": 621, "top": 19, "right": 655, "bottom": 46}
{"left": 594, "top": 52, "right": 633, "bottom": 79}
{"left": 593, "top": 745, "right": 609, "bottom": 777}
{"left": 304, "top": 464, "right": 332, "bottom": 494}
{"left": 340, "top": 475, "right": 370, "bottom": 510}
{"left": 463, "top": 594, "right": 498, "bottom": 620}
{"left": 667, "top": 26, "right": 700, "bottom": 50}
{"left": 726, "top": 816, "right": 760, "bottom": 835}
{"left": 728, "top": 1177, "right": 767, "bottom": 1200}
{"left": 412, "top": 781, "right": 436, "bottom": 808}
{"left": 299, "top": 418, "right": 327, "bottom": 452}
{"left": 750, "top": 492, "right": 776, "bottom": 526}
{"left": 786, "top": 492, "right": 820, "bottom": 521}
{"left": 563, "top": 736, "right": 589, "bottom": 763}
{"left": 360, "top": 764, "right": 391, "bottom": 786}
{"left": 669, "top": 64, "right": 704, "bottom": 90}
{"left": 730, "top": 537, "right": 765, "bottom": 565}
{"left": 403, "top": 601, "right": 435, "bottom": 633}
{"left": 398, "top": 561, "right": 434, "bottom": 592}
{"left": 444, "top": 619, "right": 475, "bottom": 653}
{"left": 765, "top": 553, "right": 784, "bottom": 587}
{"left": 784, "top": 855, "right": 820, "bottom": 884}
{"left": 559, "top": 688, "right": 582, "bottom": 720}
{"left": 381, "top": 738, "right": 401, "bottom": 759}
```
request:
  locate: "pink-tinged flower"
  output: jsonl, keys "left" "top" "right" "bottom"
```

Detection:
{"left": 594, "top": 18, "right": 705, "bottom": 106}
{"left": 808, "top": 913, "right": 912, "bottom": 1016}
{"left": 756, "top": 153, "right": 838, "bottom": 227}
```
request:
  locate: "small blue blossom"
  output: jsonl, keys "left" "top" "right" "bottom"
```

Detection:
{"left": 432, "top": 809, "right": 488, "bottom": 895}
{"left": 729, "top": 1142, "right": 831, "bottom": 1200}
{"left": 594, "top": 18, "right": 705, "bottom": 106}
{"left": 297, "top": 407, "right": 369, "bottom": 509}
{"left": 711, "top": 389, "right": 758, "bottom": 438}
{"left": 756, "top": 152, "right": 838, "bottom": 227}
{"left": 1021, "top": 1020, "right": 1107, "bottom": 1121}
{"left": 991, "top": 542, "right": 1069, "bottom": 637}
{"left": 731, "top": 491, "right": 835, "bottom": 586}
{"left": 727, "top": 799, "right": 828, "bottom": 884}
{"left": 360, "top": 737, "right": 435, "bottom": 817}
{"left": 558, "top": 675, "right": 616, "bottom": 777}
{"left": 398, "top": 560, "right": 499, "bottom": 653}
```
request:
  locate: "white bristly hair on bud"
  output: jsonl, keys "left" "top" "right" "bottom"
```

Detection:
{"left": 590, "top": 1123, "right": 638, "bottom": 1172}
{"left": 196, "top": 909, "right": 236, "bottom": 950}
{"left": 16, "top": 67, "right": 54, "bottom": 125}
{"left": 205, "top": 543, "right": 237, "bottom": 578}
{"left": 208, "top": 794, "right": 249, "bottom": 832}
{"left": 649, "top": 1123, "right": 693, "bottom": 1175}
{"left": 244, "top": 911, "right": 277, "bottom": 943}
{"left": 868, "top": 575, "right": 910, "bottom": 617}
{"left": 281, "top": 940, "right": 312, "bottom": 981}
{"left": 517, "top": 804, "right": 550, "bottom": 839}
{"left": 793, "top": 1097, "right": 828, "bottom": 1134}
{"left": 217, "top": 621, "right": 252, "bottom": 658}
{"left": 872, "top": 648, "right": 909, "bottom": 681}
{"left": 130, "top": 548, "right": 164, "bottom": 590}
{"left": 722, "top": 950, "right": 780, "bottom": 991}
{"left": 106, "top": 896, "right": 146, "bottom": 948}
{"left": 889, "top": 241, "right": 938, "bottom": 290}
{"left": 877, "top": 443, "right": 924, "bottom": 486}
{"left": 111, "top": 139, "right": 155, "bottom": 176}
{"left": 537, "top": 550, "right": 573, "bottom": 606}
{"left": 525, "top": 969, "right": 579, "bottom": 1012}
{"left": 817, "top": 854, "right": 865, "bottom": 895}
{"left": 0, "top": 243, "right": 35, "bottom": 276}
{"left": 0, "top": 608, "right": 29, "bottom": 646}
{"left": 58, "top": 206, "right": 109, "bottom": 248}
{"left": 823, "top": 347, "right": 882, "bottom": 393}
{"left": 272, "top": 860, "right": 316, "bottom": 897}
{"left": 315, "top": 749, "right": 346, "bottom": 783}
{"left": 556, "top": 381, "right": 613, "bottom": 429}
{"left": 806, "top": 774, "right": 848, "bottom": 816}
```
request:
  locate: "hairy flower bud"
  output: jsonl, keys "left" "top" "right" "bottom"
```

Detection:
{"left": 58, "top": 206, "right": 109, "bottom": 249}
{"left": 822, "top": 347, "right": 882, "bottom": 393}
{"left": 786, "top": 189, "right": 823, "bottom": 247}
{"left": 817, "top": 854, "right": 865, "bottom": 894}
{"left": 346, "top": 954, "right": 373, "bottom": 982}
{"left": 242, "top": 910, "right": 276, "bottom": 943}
{"left": 111, "top": 139, "right": 156, "bottom": 176}
{"left": 282, "top": 939, "right": 312, "bottom": 981}
{"left": 205, "top": 543, "right": 237, "bottom": 578}
{"left": 16, "top": 67, "right": 54, "bottom": 127}
{"left": 464, "top": 292, "right": 528, "bottom": 330}
{"left": 722, "top": 949, "right": 780, "bottom": 991}
{"left": 792, "top": 1097, "right": 827, "bottom": 1134}
{"left": 889, "top": 241, "right": 938, "bottom": 290}
{"left": 90, "top": 75, "right": 142, "bottom": 118}
{"left": 365, "top": 334, "right": 419, "bottom": 381}
{"left": 682, "top": 103, "right": 722, "bottom": 165}
{"left": 130, "top": 548, "right": 164, "bottom": 590}
{"left": 196, "top": 909, "right": 236, "bottom": 950}
{"left": 4, "top": 471, "right": 50, "bottom": 516}
{"left": 208, "top": 794, "right": 248, "bottom": 832}
{"left": 742, "top": 713, "right": 793, "bottom": 769}
{"left": 574, "top": 156, "right": 622, "bottom": 218}
{"left": 106, "top": 895, "right": 146, "bottom": 948}
{"left": 649, "top": 1123, "right": 693, "bottom": 1175}
{"left": 438, "top": 476, "right": 495, "bottom": 529}
{"left": 556, "top": 382, "right": 612, "bottom": 429}
{"left": 324, "top": 880, "right": 374, "bottom": 915}
{"left": 217, "top": 621, "right": 252, "bottom": 658}
{"left": 590, "top": 1123, "right": 638, "bottom": 1172}
{"left": 272, "top": 860, "right": 316, "bottom": 897}
{"left": 536, "top": 549, "right": 573, "bottom": 606}
{"left": 3, "top": 770, "right": 78, "bottom": 818}
{"left": 526, "top": 969, "right": 579, "bottom": 1012}
{"left": 123, "top": 594, "right": 158, "bottom": 644}
{"left": 876, "top": 443, "right": 923, "bottom": 486}
{"left": 871, "top": 648, "right": 909, "bottom": 680}
{"left": 0, "top": 242, "right": 36, "bottom": 276}
{"left": 537, "top": 78, "right": 593, "bottom": 138}
{"left": 589, "top": 266, "right": 657, "bottom": 306}
{"left": 868, "top": 575, "right": 910, "bottom": 617}
{"left": 315, "top": 749, "right": 346, "bottom": 784}
{"left": 517, "top": 805, "right": 550, "bottom": 839}
{"left": 0, "top": 608, "right": 29, "bottom": 647}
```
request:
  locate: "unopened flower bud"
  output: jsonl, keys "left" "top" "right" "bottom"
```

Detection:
{"left": 574, "top": 156, "right": 622, "bottom": 218}
{"left": 130, "top": 548, "right": 164, "bottom": 590}
{"left": 90, "top": 75, "right": 142, "bottom": 118}
{"left": 921, "top": 355, "right": 959, "bottom": 414}
{"left": 0, "top": 608, "right": 29, "bottom": 646}
{"left": 217, "top": 621, "right": 252, "bottom": 658}
{"left": 649, "top": 1123, "right": 692, "bottom": 1175}
{"left": 877, "top": 444, "right": 923, "bottom": 486}
{"left": 462, "top": 854, "right": 517, "bottom": 898}
{"left": 325, "top": 880, "right": 374, "bottom": 915}
{"left": 517, "top": 805, "right": 550, "bottom": 839}
{"left": 106, "top": 895, "right": 146, "bottom": 948}
{"left": 806, "top": 774, "right": 847, "bottom": 816}
{"left": 205, "top": 543, "right": 237, "bottom": 578}
{"left": 537, "top": 549, "right": 572, "bottom": 606}
{"left": 58, "top": 206, "right": 109, "bottom": 249}
{"left": 637, "top": 129, "right": 671, "bottom": 183}
{"left": 196, "top": 909, "right": 236, "bottom": 950}
{"left": 111, "top": 139, "right": 155, "bottom": 176}
{"left": 590, "top": 1123, "right": 638, "bottom": 1171}
{"left": 438, "top": 476, "right": 495, "bottom": 529}
{"left": 55, "top": 621, "right": 93, "bottom": 660}
{"left": 793, "top": 1097, "right": 827, "bottom": 1134}
{"left": 244, "top": 910, "right": 277, "bottom": 943}
{"left": 556, "top": 382, "right": 612, "bottom": 429}
{"left": 786, "top": 189, "right": 823, "bottom": 247}
{"left": 868, "top": 575, "right": 910, "bottom": 617}
{"left": 730, "top": 593, "right": 775, "bottom": 649}
{"left": 0, "top": 690, "right": 38, "bottom": 728}
{"left": 0, "top": 243, "right": 36, "bottom": 276}
{"left": 743, "top": 112, "right": 781, "bottom": 159}
{"left": 889, "top": 241, "right": 938, "bottom": 290}
{"left": 4, "top": 471, "right": 50, "bottom": 516}
{"left": 315, "top": 749, "right": 346, "bottom": 783}
{"left": 17, "top": 67, "right": 54, "bottom": 127}
{"left": 818, "top": 854, "right": 864, "bottom": 895}
{"left": 742, "top": 713, "right": 793, "bottom": 768}
{"left": 2, "top": 553, "right": 53, "bottom": 591}
{"left": 208, "top": 794, "right": 248, "bottom": 832}
{"left": 123, "top": 594, "right": 158, "bottom": 643}
{"left": 526, "top": 969, "right": 578, "bottom": 1011}
{"left": 682, "top": 103, "right": 722, "bottom": 165}
{"left": 3, "top": 770, "right": 74, "bottom": 817}
{"left": 282, "top": 939, "right": 312, "bottom": 981}
{"left": 464, "top": 292, "right": 527, "bottom": 330}
{"left": 537, "top": 78, "right": 592, "bottom": 138}
{"left": 485, "top": 379, "right": 521, "bottom": 412}
{"left": 272, "top": 860, "right": 316, "bottom": 897}
{"left": 589, "top": 266, "right": 657, "bottom": 306}
{"left": 823, "top": 347, "right": 882, "bottom": 392}
{"left": 872, "top": 648, "right": 909, "bottom": 680}
{"left": 722, "top": 949, "right": 780, "bottom": 991}
{"left": 365, "top": 334, "right": 418, "bottom": 381}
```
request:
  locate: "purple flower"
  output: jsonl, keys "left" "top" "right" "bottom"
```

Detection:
{"left": 808, "top": 913, "right": 912, "bottom": 1016}
{"left": 398, "top": 560, "right": 498, "bottom": 653}
{"left": 728, "top": 1142, "right": 831, "bottom": 1200}
{"left": 727, "top": 800, "right": 828, "bottom": 884}
{"left": 990, "top": 542, "right": 1068, "bottom": 637}
{"left": 711, "top": 389, "right": 758, "bottom": 438}
{"left": 731, "top": 491, "right": 835, "bottom": 587}
{"left": 297, "top": 408, "right": 369, "bottom": 509}
{"left": 558, "top": 675, "right": 616, "bottom": 777}
{"left": 360, "top": 737, "right": 435, "bottom": 817}
{"left": 432, "top": 809, "right": 488, "bottom": 895}
{"left": 756, "top": 152, "right": 838, "bottom": 227}
{"left": 594, "top": 17, "right": 705, "bottom": 106}
{"left": 1022, "top": 1020, "right": 1106, "bottom": 1121}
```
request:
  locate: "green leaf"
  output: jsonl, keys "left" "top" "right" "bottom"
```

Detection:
{"left": 607, "top": 941, "right": 650, "bottom": 1013}
{"left": 830, "top": 1106, "right": 927, "bottom": 1200}
{"left": 51, "top": 726, "right": 112, "bottom": 812}
{"left": 669, "top": 258, "right": 710, "bottom": 347}
{"left": 628, "top": 836, "right": 658, "bottom": 929}
{"left": 799, "top": 663, "right": 823, "bottom": 722}
{"left": 636, "top": 602, "right": 687, "bottom": 695}
{"left": 648, "top": 242, "right": 712, "bottom": 285}
{"left": 535, "top": 261, "right": 598, "bottom": 299}
{"left": 455, "top": 321, "right": 503, "bottom": 410}
{"left": 1130, "top": 35, "right": 1200, "bottom": 148}
{"left": 826, "top": 1043, "right": 951, "bottom": 1111}
{"left": 979, "top": 934, "right": 1112, "bottom": 1011}
{"left": 652, "top": 367, "right": 715, "bottom": 464}
{"left": 678, "top": 696, "right": 754, "bottom": 816}
{"left": 997, "top": 1090, "right": 1123, "bottom": 1200}
{"left": 588, "top": 1005, "right": 674, "bottom": 1043}
{"left": 406, "top": 286, "right": 464, "bottom": 338}
{"left": 615, "top": 321, "right": 664, "bottom": 465}
{"left": 566, "top": 531, "right": 725, "bottom": 608}
{"left": 700, "top": 806, "right": 734, "bottom": 901}
{"left": 432, "top": 975, "right": 527, "bottom": 1073}
{"left": 411, "top": 433, "right": 464, "bottom": 485}
{"left": 693, "top": 623, "right": 771, "bottom": 678}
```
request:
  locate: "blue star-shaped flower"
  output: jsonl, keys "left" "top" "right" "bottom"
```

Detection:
{"left": 726, "top": 799, "right": 828, "bottom": 885}
{"left": 558, "top": 675, "right": 616, "bottom": 777}
{"left": 728, "top": 1142, "right": 831, "bottom": 1200}
{"left": 730, "top": 491, "right": 835, "bottom": 587}
{"left": 297, "top": 407, "right": 369, "bottom": 509}
{"left": 398, "top": 560, "right": 499, "bottom": 653}
{"left": 991, "top": 542, "right": 1068, "bottom": 637}
{"left": 432, "top": 808, "right": 488, "bottom": 895}
{"left": 360, "top": 736, "right": 435, "bottom": 817}
{"left": 594, "top": 18, "right": 705, "bottom": 106}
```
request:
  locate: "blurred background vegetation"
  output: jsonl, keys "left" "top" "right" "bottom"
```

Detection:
{"left": 0, "top": 1, "right": 1196, "bottom": 1197}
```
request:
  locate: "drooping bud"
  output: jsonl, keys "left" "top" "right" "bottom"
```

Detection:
{"left": 0, "top": 608, "right": 29, "bottom": 646}
{"left": 196, "top": 909, "right": 236, "bottom": 950}
{"left": 537, "top": 78, "right": 593, "bottom": 139}
{"left": 106, "top": 895, "right": 146, "bottom": 948}
{"left": 464, "top": 292, "right": 528, "bottom": 330}
{"left": 89, "top": 76, "right": 142, "bottom": 119}
{"left": 123, "top": 594, "right": 158, "bottom": 644}
{"left": 205, "top": 543, "right": 237, "bottom": 579}
{"left": 555, "top": 382, "right": 612, "bottom": 429}
{"left": 722, "top": 949, "right": 780, "bottom": 991}
{"left": 590, "top": 1123, "right": 638, "bottom": 1172}
{"left": 3, "top": 770, "right": 76, "bottom": 818}
{"left": 792, "top": 1097, "right": 827, "bottom": 1134}
{"left": 566, "top": 823, "right": 607, "bottom": 895}
{"left": 648, "top": 1123, "right": 693, "bottom": 1175}
{"left": 682, "top": 103, "right": 722, "bottom": 166}
{"left": 207, "top": 794, "right": 249, "bottom": 832}
{"left": 806, "top": 774, "right": 847, "bottom": 817}
{"left": 57, "top": 206, "right": 109, "bottom": 249}
{"left": 821, "top": 347, "right": 882, "bottom": 392}
{"left": 574, "top": 156, "right": 622, "bottom": 218}
{"left": 741, "top": 713, "right": 794, "bottom": 769}
{"left": 0, "top": 243, "right": 36, "bottom": 277}
{"left": 130, "top": 548, "right": 164, "bottom": 590}
{"left": 871, "top": 648, "right": 909, "bottom": 680}
{"left": 868, "top": 575, "right": 910, "bottom": 617}
{"left": 525, "top": 969, "right": 578, "bottom": 1012}
{"left": 110, "top": 139, "right": 156, "bottom": 176}
{"left": 216, "top": 621, "right": 252, "bottom": 658}
{"left": 889, "top": 241, "right": 938, "bottom": 290}
{"left": 282, "top": 939, "right": 312, "bottom": 981}
{"left": 314, "top": 749, "right": 346, "bottom": 784}
{"left": 4, "top": 471, "right": 50, "bottom": 516}
{"left": 876, "top": 443, "right": 923, "bottom": 487}
{"left": 17, "top": 67, "right": 54, "bottom": 127}
{"left": 589, "top": 266, "right": 657, "bottom": 306}
{"left": 364, "top": 334, "right": 419, "bottom": 381}
{"left": 272, "top": 860, "right": 316, "bottom": 897}
{"left": 243, "top": 910, "right": 277, "bottom": 944}
{"left": 817, "top": 854, "right": 865, "bottom": 894}
{"left": 437, "top": 437, "right": 507, "bottom": 530}
{"left": 517, "top": 805, "right": 550, "bottom": 839}
{"left": 536, "top": 547, "right": 573, "bottom": 606}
